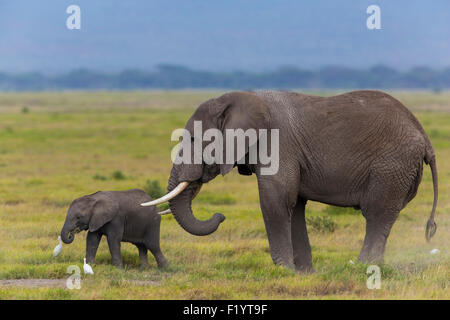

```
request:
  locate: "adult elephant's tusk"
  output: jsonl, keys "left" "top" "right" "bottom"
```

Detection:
{"left": 158, "top": 209, "right": 172, "bottom": 215}
{"left": 141, "top": 182, "right": 189, "bottom": 206}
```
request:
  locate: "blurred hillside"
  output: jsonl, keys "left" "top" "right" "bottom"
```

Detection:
{"left": 1, "top": 65, "right": 449, "bottom": 91}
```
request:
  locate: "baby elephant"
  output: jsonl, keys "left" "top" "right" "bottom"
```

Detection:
{"left": 60, "top": 189, "right": 169, "bottom": 269}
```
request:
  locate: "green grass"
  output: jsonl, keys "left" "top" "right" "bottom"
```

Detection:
{"left": 0, "top": 90, "right": 448, "bottom": 299}
{"left": 142, "top": 180, "right": 166, "bottom": 199}
{"left": 306, "top": 216, "right": 337, "bottom": 233}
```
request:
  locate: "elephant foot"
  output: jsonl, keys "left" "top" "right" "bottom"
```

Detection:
{"left": 273, "top": 258, "right": 296, "bottom": 271}
{"left": 157, "top": 259, "right": 170, "bottom": 270}
{"left": 112, "top": 260, "right": 124, "bottom": 269}
{"left": 139, "top": 263, "right": 149, "bottom": 271}
{"left": 357, "top": 255, "right": 384, "bottom": 265}
{"left": 295, "top": 264, "right": 315, "bottom": 273}
{"left": 358, "top": 247, "right": 385, "bottom": 265}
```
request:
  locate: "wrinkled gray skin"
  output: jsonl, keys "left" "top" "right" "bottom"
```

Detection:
{"left": 167, "top": 90, "right": 438, "bottom": 272}
{"left": 61, "top": 189, "right": 168, "bottom": 269}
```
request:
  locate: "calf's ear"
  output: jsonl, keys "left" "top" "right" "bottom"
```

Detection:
{"left": 89, "top": 197, "right": 119, "bottom": 232}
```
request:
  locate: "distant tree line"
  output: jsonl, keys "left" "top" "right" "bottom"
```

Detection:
{"left": 1, "top": 64, "right": 449, "bottom": 91}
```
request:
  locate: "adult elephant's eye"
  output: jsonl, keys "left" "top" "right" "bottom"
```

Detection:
{"left": 76, "top": 216, "right": 80, "bottom": 220}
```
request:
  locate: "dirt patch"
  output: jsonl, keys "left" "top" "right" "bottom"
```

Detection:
{"left": 3, "top": 199, "right": 25, "bottom": 206}
{"left": 129, "top": 280, "right": 158, "bottom": 286}
{"left": 0, "top": 279, "right": 67, "bottom": 288}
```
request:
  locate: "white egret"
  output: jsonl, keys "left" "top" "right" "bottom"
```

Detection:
{"left": 53, "top": 236, "right": 62, "bottom": 257}
{"left": 83, "top": 258, "right": 94, "bottom": 275}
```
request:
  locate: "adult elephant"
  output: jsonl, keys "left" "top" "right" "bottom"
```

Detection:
{"left": 143, "top": 90, "right": 438, "bottom": 272}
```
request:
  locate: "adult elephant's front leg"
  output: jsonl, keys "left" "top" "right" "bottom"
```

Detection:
{"left": 291, "top": 198, "right": 313, "bottom": 272}
{"left": 257, "top": 178, "right": 295, "bottom": 269}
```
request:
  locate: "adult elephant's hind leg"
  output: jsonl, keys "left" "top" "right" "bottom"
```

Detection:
{"left": 257, "top": 178, "right": 295, "bottom": 269}
{"left": 358, "top": 202, "right": 399, "bottom": 264}
{"left": 291, "top": 197, "right": 313, "bottom": 272}
{"left": 359, "top": 158, "right": 418, "bottom": 264}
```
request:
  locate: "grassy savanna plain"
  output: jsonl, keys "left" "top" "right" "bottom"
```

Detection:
{"left": 0, "top": 90, "right": 448, "bottom": 299}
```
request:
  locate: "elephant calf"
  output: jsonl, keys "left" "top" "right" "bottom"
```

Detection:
{"left": 60, "top": 189, "right": 169, "bottom": 269}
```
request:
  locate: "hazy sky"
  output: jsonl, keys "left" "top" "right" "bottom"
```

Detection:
{"left": 0, "top": 0, "right": 449, "bottom": 73}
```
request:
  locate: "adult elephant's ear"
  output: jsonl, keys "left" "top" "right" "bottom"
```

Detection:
{"left": 89, "top": 196, "right": 119, "bottom": 232}
{"left": 209, "top": 92, "right": 270, "bottom": 176}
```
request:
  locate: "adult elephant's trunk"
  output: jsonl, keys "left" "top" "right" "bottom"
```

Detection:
{"left": 169, "top": 187, "right": 225, "bottom": 236}
{"left": 168, "top": 176, "right": 225, "bottom": 236}
{"left": 60, "top": 222, "right": 74, "bottom": 244}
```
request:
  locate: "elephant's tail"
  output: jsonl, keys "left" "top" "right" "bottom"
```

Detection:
{"left": 425, "top": 155, "right": 438, "bottom": 242}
